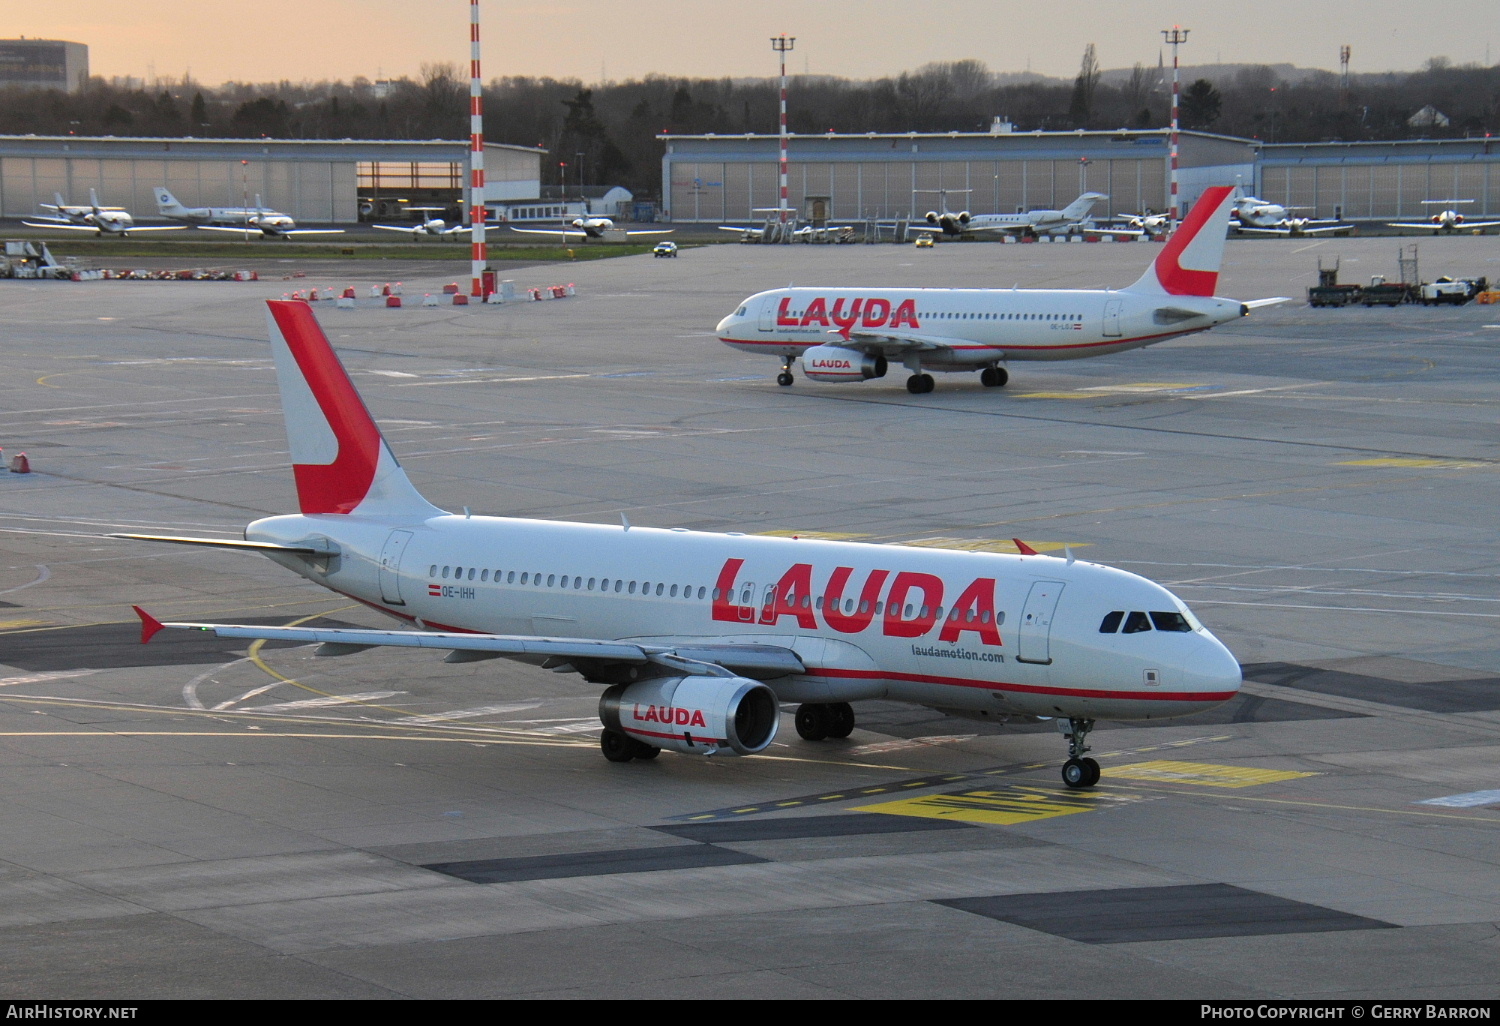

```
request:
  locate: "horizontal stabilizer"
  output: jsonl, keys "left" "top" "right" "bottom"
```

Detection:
{"left": 111, "top": 533, "right": 334, "bottom": 554}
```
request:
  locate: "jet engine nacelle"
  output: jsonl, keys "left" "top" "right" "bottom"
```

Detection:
{"left": 800, "top": 345, "right": 887, "bottom": 382}
{"left": 957, "top": 211, "right": 971, "bottom": 225}
{"left": 599, "top": 676, "right": 779, "bottom": 756}
{"left": 925, "top": 211, "right": 940, "bottom": 225}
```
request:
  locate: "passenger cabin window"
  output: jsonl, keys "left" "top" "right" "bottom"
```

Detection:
{"left": 1150, "top": 611, "right": 1193, "bottom": 632}
{"left": 1122, "top": 611, "right": 1152, "bottom": 634}
{"left": 1099, "top": 611, "right": 1125, "bottom": 633}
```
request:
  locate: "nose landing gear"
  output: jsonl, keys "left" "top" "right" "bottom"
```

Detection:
{"left": 777, "top": 357, "right": 795, "bottom": 387}
{"left": 980, "top": 366, "right": 1009, "bottom": 388}
{"left": 1060, "top": 717, "right": 1100, "bottom": 788}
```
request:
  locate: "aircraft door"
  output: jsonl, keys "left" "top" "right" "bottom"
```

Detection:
{"left": 378, "top": 530, "right": 414, "bottom": 605}
{"left": 737, "top": 580, "right": 757, "bottom": 622}
{"left": 758, "top": 296, "right": 778, "bottom": 331}
{"left": 1016, "top": 580, "right": 1065, "bottom": 664}
{"left": 1103, "top": 299, "right": 1123, "bottom": 337}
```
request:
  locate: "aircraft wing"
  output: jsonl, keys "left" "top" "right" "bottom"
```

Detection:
{"left": 510, "top": 227, "right": 589, "bottom": 240}
{"left": 1087, "top": 226, "right": 1147, "bottom": 238}
{"left": 1459, "top": 220, "right": 1500, "bottom": 229}
{"left": 281, "top": 229, "right": 346, "bottom": 236}
{"left": 372, "top": 224, "right": 421, "bottom": 234}
{"left": 195, "top": 224, "right": 264, "bottom": 235}
{"left": 831, "top": 327, "right": 954, "bottom": 355}
{"left": 22, "top": 221, "right": 98, "bottom": 231}
{"left": 121, "top": 225, "right": 190, "bottom": 233}
{"left": 719, "top": 226, "right": 765, "bottom": 235}
{"left": 1389, "top": 222, "right": 1446, "bottom": 230}
{"left": 132, "top": 606, "right": 805, "bottom": 680}
{"left": 620, "top": 229, "right": 674, "bottom": 237}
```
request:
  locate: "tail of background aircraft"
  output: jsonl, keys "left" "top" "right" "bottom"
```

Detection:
{"left": 1126, "top": 186, "right": 1235, "bottom": 298}
{"left": 153, "top": 187, "right": 190, "bottom": 217}
{"left": 1060, "top": 192, "right": 1108, "bottom": 221}
{"left": 88, "top": 188, "right": 102, "bottom": 212}
{"left": 265, "top": 301, "right": 444, "bottom": 518}
{"left": 53, "top": 192, "right": 68, "bottom": 209}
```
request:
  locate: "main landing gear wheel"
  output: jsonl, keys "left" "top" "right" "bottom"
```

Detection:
{"left": 906, "top": 373, "right": 935, "bottom": 395}
{"left": 795, "top": 702, "right": 856, "bottom": 740}
{"left": 777, "top": 371, "right": 794, "bottom": 387}
{"left": 601, "top": 729, "right": 662, "bottom": 763}
{"left": 1059, "top": 717, "right": 1099, "bottom": 789}
{"left": 795, "top": 703, "right": 830, "bottom": 741}
{"left": 980, "top": 366, "right": 1009, "bottom": 388}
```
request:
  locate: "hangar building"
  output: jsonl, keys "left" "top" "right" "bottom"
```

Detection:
{"left": 1257, "top": 138, "right": 1500, "bottom": 221}
{"left": 0, "top": 136, "right": 542, "bottom": 224}
{"left": 659, "top": 129, "right": 1257, "bottom": 223}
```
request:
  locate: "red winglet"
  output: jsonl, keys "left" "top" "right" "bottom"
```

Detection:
{"left": 1012, "top": 538, "right": 1039, "bottom": 556}
{"left": 133, "top": 605, "right": 166, "bottom": 644}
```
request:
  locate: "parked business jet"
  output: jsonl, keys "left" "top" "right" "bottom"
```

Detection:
{"left": 153, "top": 187, "right": 345, "bottom": 238}
{"left": 911, "top": 191, "right": 1111, "bottom": 239}
{"left": 121, "top": 300, "right": 1242, "bottom": 788}
{"left": 509, "top": 215, "right": 672, "bottom": 241}
{"left": 1389, "top": 200, "right": 1500, "bottom": 232}
{"left": 24, "top": 190, "right": 186, "bottom": 237}
{"left": 372, "top": 208, "right": 472, "bottom": 238}
{"left": 718, "top": 185, "right": 1285, "bottom": 393}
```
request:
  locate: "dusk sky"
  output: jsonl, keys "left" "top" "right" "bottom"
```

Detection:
{"left": 11, "top": 1, "right": 1497, "bottom": 86}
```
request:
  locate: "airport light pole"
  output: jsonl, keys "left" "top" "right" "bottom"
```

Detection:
{"left": 1161, "top": 25, "right": 1188, "bottom": 235}
{"left": 771, "top": 34, "right": 795, "bottom": 239}
{"left": 468, "top": 0, "right": 488, "bottom": 298}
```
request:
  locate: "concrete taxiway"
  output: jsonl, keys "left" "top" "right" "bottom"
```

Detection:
{"left": 1, "top": 235, "right": 1498, "bottom": 998}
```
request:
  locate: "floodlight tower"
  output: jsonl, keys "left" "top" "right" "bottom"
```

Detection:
{"left": 468, "top": 0, "right": 487, "bottom": 297}
{"left": 1161, "top": 25, "right": 1189, "bottom": 235}
{"left": 772, "top": 34, "right": 795, "bottom": 239}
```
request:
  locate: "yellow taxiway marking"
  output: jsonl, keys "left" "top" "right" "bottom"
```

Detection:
{"left": 754, "top": 530, "right": 872, "bottom": 541}
{"left": 1016, "top": 392, "right": 1096, "bottom": 399}
{"left": 903, "top": 537, "right": 1090, "bottom": 555}
{"left": 1079, "top": 382, "right": 1207, "bottom": 393}
{"left": 1338, "top": 457, "right": 1492, "bottom": 470}
{"left": 0, "top": 619, "right": 51, "bottom": 631}
{"left": 854, "top": 785, "right": 1140, "bottom": 825}
{"left": 1107, "top": 760, "right": 1318, "bottom": 788}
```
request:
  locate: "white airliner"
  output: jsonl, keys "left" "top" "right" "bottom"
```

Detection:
{"left": 911, "top": 191, "right": 1112, "bottom": 239}
{"left": 1389, "top": 200, "right": 1500, "bottom": 232}
{"left": 121, "top": 299, "right": 1242, "bottom": 788}
{"left": 372, "top": 207, "right": 472, "bottom": 238}
{"left": 24, "top": 190, "right": 186, "bottom": 237}
{"left": 717, "top": 185, "right": 1286, "bottom": 393}
{"left": 509, "top": 216, "right": 672, "bottom": 241}
{"left": 153, "top": 187, "right": 345, "bottom": 238}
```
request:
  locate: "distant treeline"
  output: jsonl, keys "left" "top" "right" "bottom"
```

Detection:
{"left": 3, "top": 56, "right": 1497, "bottom": 201}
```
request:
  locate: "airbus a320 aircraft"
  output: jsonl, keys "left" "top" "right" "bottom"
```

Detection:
{"left": 24, "top": 190, "right": 186, "bottom": 237}
{"left": 1389, "top": 200, "right": 1500, "bottom": 232}
{"left": 509, "top": 215, "right": 672, "bottom": 241}
{"left": 122, "top": 300, "right": 1242, "bottom": 788}
{"left": 718, "top": 185, "right": 1286, "bottom": 393}
{"left": 153, "top": 187, "right": 345, "bottom": 238}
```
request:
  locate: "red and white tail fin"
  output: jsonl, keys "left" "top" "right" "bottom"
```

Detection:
{"left": 1126, "top": 185, "right": 1236, "bottom": 297}
{"left": 265, "top": 300, "right": 443, "bottom": 517}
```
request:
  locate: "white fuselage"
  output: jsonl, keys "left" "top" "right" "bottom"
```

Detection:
{"left": 1232, "top": 199, "right": 1292, "bottom": 228}
{"left": 246, "top": 512, "right": 1242, "bottom": 722}
{"left": 717, "top": 286, "right": 1245, "bottom": 367}
{"left": 174, "top": 206, "right": 297, "bottom": 233}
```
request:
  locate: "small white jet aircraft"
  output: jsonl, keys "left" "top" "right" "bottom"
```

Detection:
{"left": 1111, "top": 210, "right": 1169, "bottom": 237}
{"left": 24, "top": 190, "right": 186, "bottom": 237}
{"left": 1228, "top": 194, "right": 1347, "bottom": 236}
{"left": 372, "top": 207, "right": 472, "bottom": 238}
{"left": 1389, "top": 200, "right": 1500, "bottom": 232}
{"left": 718, "top": 185, "right": 1287, "bottom": 393}
{"left": 911, "top": 191, "right": 1113, "bottom": 239}
{"left": 153, "top": 187, "right": 345, "bottom": 239}
{"left": 120, "top": 299, "right": 1242, "bottom": 788}
{"left": 509, "top": 215, "right": 672, "bottom": 241}
{"left": 719, "top": 209, "right": 799, "bottom": 242}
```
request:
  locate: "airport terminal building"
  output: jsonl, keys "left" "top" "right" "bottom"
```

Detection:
{"left": 0, "top": 136, "right": 543, "bottom": 224}
{"left": 660, "top": 128, "right": 1500, "bottom": 224}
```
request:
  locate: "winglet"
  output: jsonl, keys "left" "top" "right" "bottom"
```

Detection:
{"left": 1012, "top": 538, "right": 1039, "bottom": 556}
{"left": 133, "top": 605, "right": 166, "bottom": 644}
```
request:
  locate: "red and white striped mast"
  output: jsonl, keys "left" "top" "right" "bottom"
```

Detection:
{"left": 468, "top": 0, "right": 487, "bottom": 297}
{"left": 771, "top": 34, "right": 794, "bottom": 239}
{"left": 1161, "top": 25, "right": 1188, "bottom": 236}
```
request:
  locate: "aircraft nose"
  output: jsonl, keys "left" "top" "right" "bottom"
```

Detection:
{"left": 716, "top": 311, "right": 737, "bottom": 335}
{"left": 1190, "top": 635, "right": 1243, "bottom": 696}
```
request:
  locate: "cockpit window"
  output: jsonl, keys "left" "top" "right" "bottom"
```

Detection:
{"left": 1099, "top": 611, "right": 1124, "bottom": 633}
{"left": 1122, "top": 611, "right": 1152, "bottom": 634}
{"left": 737, "top": 306, "right": 746, "bottom": 316}
{"left": 1150, "top": 611, "right": 1193, "bottom": 632}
